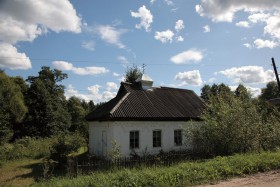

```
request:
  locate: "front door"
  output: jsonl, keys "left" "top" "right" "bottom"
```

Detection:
{"left": 101, "top": 131, "right": 107, "bottom": 156}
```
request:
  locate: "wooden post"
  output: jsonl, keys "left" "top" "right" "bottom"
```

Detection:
{"left": 272, "top": 57, "right": 280, "bottom": 93}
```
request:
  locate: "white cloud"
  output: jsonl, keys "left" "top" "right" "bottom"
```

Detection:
{"left": 203, "top": 25, "right": 211, "bottom": 33}
{"left": 117, "top": 56, "right": 129, "bottom": 64}
{"left": 131, "top": 5, "right": 153, "bottom": 32}
{"left": 196, "top": 0, "right": 280, "bottom": 48}
{"left": 218, "top": 66, "right": 274, "bottom": 84}
{"left": 175, "top": 20, "right": 184, "bottom": 32}
{"left": 236, "top": 21, "right": 250, "bottom": 28}
{"left": 0, "top": 0, "right": 81, "bottom": 44}
{"left": 113, "top": 72, "right": 120, "bottom": 77}
{"left": 0, "top": 0, "right": 81, "bottom": 70}
{"left": 176, "top": 36, "right": 184, "bottom": 42}
{"left": 248, "top": 13, "right": 270, "bottom": 23}
{"left": 243, "top": 43, "right": 252, "bottom": 49}
{"left": 208, "top": 77, "right": 216, "bottom": 83}
{"left": 247, "top": 87, "right": 261, "bottom": 97}
{"left": 150, "top": 0, "right": 173, "bottom": 6}
{"left": 154, "top": 29, "right": 174, "bottom": 43}
{"left": 175, "top": 70, "right": 203, "bottom": 86}
{"left": 264, "top": 15, "right": 280, "bottom": 39}
{"left": 195, "top": 0, "right": 280, "bottom": 23}
{"left": 165, "top": 0, "right": 174, "bottom": 6}
{"left": 65, "top": 84, "right": 117, "bottom": 103}
{"left": 95, "top": 25, "right": 126, "bottom": 48}
{"left": 106, "top": 82, "right": 118, "bottom": 91}
{"left": 254, "top": 39, "right": 278, "bottom": 49}
{"left": 170, "top": 49, "right": 203, "bottom": 64}
{"left": 0, "top": 43, "right": 32, "bottom": 70}
{"left": 203, "top": 25, "right": 210, "bottom": 33}
{"left": 53, "top": 61, "right": 109, "bottom": 75}
{"left": 81, "top": 40, "right": 95, "bottom": 51}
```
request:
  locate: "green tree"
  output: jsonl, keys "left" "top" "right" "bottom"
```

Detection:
{"left": 201, "top": 84, "right": 211, "bottom": 101}
{"left": 67, "top": 96, "right": 88, "bottom": 134}
{"left": 0, "top": 71, "right": 27, "bottom": 143}
{"left": 125, "top": 64, "right": 142, "bottom": 83}
{"left": 235, "top": 84, "right": 251, "bottom": 100}
{"left": 260, "top": 81, "right": 280, "bottom": 100}
{"left": 24, "top": 67, "right": 71, "bottom": 137}
{"left": 200, "top": 83, "right": 233, "bottom": 102}
{"left": 187, "top": 93, "right": 261, "bottom": 156}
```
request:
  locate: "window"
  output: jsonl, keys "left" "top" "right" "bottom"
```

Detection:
{"left": 130, "top": 131, "right": 139, "bottom": 149}
{"left": 153, "top": 130, "right": 161, "bottom": 147}
{"left": 174, "top": 130, "right": 182, "bottom": 146}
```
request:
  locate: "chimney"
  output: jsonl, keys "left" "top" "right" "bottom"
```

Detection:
{"left": 136, "top": 74, "right": 153, "bottom": 90}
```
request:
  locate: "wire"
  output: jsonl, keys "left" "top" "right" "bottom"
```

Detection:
{"left": 0, "top": 56, "right": 269, "bottom": 67}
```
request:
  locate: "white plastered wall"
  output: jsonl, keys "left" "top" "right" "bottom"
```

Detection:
{"left": 89, "top": 121, "right": 199, "bottom": 157}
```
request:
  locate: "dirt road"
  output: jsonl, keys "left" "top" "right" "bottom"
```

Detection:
{"left": 197, "top": 170, "right": 280, "bottom": 187}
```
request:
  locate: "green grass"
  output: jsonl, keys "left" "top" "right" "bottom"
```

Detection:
{"left": 37, "top": 150, "right": 280, "bottom": 187}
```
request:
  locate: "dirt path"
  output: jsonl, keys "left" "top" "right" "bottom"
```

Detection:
{"left": 197, "top": 170, "right": 280, "bottom": 187}
{"left": 0, "top": 159, "right": 41, "bottom": 187}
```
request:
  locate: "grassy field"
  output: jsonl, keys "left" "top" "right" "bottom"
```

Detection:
{"left": 1, "top": 150, "right": 280, "bottom": 186}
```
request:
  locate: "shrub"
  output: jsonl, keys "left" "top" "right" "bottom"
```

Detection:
{"left": 49, "top": 133, "right": 86, "bottom": 169}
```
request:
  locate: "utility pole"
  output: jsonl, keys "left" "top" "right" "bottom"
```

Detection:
{"left": 271, "top": 57, "right": 280, "bottom": 93}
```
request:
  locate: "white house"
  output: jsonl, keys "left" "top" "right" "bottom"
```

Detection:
{"left": 86, "top": 74, "right": 205, "bottom": 157}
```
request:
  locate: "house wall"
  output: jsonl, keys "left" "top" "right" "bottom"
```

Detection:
{"left": 88, "top": 121, "right": 114, "bottom": 157}
{"left": 89, "top": 121, "right": 199, "bottom": 157}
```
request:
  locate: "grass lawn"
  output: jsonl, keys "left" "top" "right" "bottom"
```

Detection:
{"left": 0, "top": 159, "right": 42, "bottom": 187}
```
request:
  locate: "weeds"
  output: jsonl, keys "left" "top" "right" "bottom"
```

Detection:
{"left": 37, "top": 150, "right": 280, "bottom": 187}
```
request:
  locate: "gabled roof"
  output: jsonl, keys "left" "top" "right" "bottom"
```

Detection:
{"left": 86, "top": 82, "right": 205, "bottom": 121}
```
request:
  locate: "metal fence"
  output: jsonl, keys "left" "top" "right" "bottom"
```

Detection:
{"left": 68, "top": 151, "right": 195, "bottom": 177}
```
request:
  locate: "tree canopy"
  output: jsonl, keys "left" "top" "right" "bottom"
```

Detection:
{"left": 260, "top": 81, "right": 280, "bottom": 100}
{"left": 124, "top": 65, "right": 142, "bottom": 83}
{"left": 0, "top": 71, "right": 27, "bottom": 143}
{"left": 187, "top": 83, "right": 280, "bottom": 157}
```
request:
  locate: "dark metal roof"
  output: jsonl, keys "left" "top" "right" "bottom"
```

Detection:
{"left": 268, "top": 98, "right": 280, "bottom": 106}
{"left": 86, "top": 82, "right": 205, "bottom": 121}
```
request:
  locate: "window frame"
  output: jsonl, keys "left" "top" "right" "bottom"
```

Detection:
{"left": 153, "top": 130, "right": 162, "bottom": 148}
{"left": 129, "top": 130, "right": 139, "bottom": 149}
{"left": 174, "top": 129, "right": 182, "bottom": 146}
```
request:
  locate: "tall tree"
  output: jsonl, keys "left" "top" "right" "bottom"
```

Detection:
{"left": 67, "top": 96, "right": 87, "bottom": 133}
{"left": 124, "top": 64, "right": 142, "bottom": 83}
{"left": 201, "top": 84, "right": 211, "bottom": 101}
{"left": 235, "top": 84, "right": 251, "bottom": 100}
{"left": 0, "top": 71, "right": 27, "bottom": 143}
{"left": 260, "top": 81, "right": 280, "bottom": 100}
{"left": 24, "top": 67, "right": 70, "bottom": 137}
{"left": 200, "top": 83, "right": 232, "bottom": 102}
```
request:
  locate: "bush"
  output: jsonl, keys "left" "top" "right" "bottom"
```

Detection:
{"left": 49, "top": 133, "right": 86, "bottom": 169}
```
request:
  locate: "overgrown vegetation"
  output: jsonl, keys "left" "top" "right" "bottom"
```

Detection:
{"left": 186, "top": 83, "right": 280, "bottom": 157}
{"left": 0, "top": 137, "right": 53, "bottom": 161}
{"left": 37, "top": 150, "right": 280, "bottom": 187}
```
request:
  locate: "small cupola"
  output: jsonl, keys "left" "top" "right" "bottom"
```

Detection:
{"left": 136, "top": 74, "right": 153, "bottom": 90}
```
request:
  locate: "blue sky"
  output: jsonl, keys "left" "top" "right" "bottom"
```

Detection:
{"left": 1, "top": 0, "right": 280, "bottom": 103}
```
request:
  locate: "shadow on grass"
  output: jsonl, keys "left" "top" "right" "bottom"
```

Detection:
{"left": 14, "top": 160, "right": 67, "bottom": 182}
